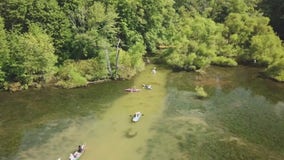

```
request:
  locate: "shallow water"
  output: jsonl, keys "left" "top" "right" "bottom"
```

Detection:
{"left": 0, "top": 65, "right": 284, "bottom": 160}
{"left": 0, "top": 64, "right": 169, "bottom": 160}
{"left": 145, "top": 66, "right": 284, "bottom": 160}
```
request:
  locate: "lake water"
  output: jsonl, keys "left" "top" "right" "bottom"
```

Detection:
{"left": 0, "top": 65, "right": 283, "bottom": 160}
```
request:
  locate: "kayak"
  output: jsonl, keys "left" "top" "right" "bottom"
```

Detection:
{"left": 142, "top": 84, "right": 152, "bottom": 90}
{"left": 125, "top": 88, "right": 140, "bottom": 92}
{"left": 68, "top": 144, "right": 86, "bottom": 160}
{"left": 132, "top": 112, "right": 142, "bottom": 122}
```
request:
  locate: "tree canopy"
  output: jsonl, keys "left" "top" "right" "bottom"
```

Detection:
{"left": 0, "top": 0, "right": 284, "bottom": 90}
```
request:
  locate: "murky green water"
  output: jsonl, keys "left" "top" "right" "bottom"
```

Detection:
{"left": 0, "top": 65, "right": 284, "bottom": 160}
{"left": 145, "top": 66, "right": 284, "bottom": 160}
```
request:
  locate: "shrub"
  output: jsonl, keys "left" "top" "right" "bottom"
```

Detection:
{"left": 75, "top": 58, "right": 108, "bottom": 81}
{"left": 211, "top": 56, "right": 238, "bottom": 67}
{"left": 55, "top": 61, "right": 87, "bottom": 88}
{"left": 265, "top": 59, "right": 284, "bottom": 82}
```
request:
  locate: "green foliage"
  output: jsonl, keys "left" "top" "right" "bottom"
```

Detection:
{"left": 67, "top": 1, "right": 118, "bottom": 62}
{"left": 25, "top": 0, "right": 72, "bottom": 57}
{"left": 117, "top": 50, "right": 135, "bottom": 79}
{"left": 0, "top": 17, "right": 9, "bottom": 64}
{"left": 55, "top": 57, "right": 111, "bottom": 88}
{"left": 87, "top": 1, "right": 118, "bottom": 41}
{"left": 0, "top": 0, "right": 283, "bottom": 89}
{"left": 0, "top": 0, "right": 32, "bottom": 31}
{"left": 174, "top": 0, "right": 214, "bottom": 17}
{"left": 166, "top": 52, "right": 186, "bottom": 70}
{"left": 7, "top": 24, "right": 57, "bottom": 86}
{"left": 71, "top": 30, "right": 99, "bottom": 60}
{"left": 195, "top": 86, "right": 208, "bottom": 98}
{"left": 0, "top": 17, "right": 9, "bottom": 86}
{"left": 165, "top": 16, "right": 224, "bottom": 70}
{"left": 224, "top": 13, "right": 274, "bottom": 61}
{"left": 174, "top": 0, "right": 261, "bottom": 22}
{"left": 265, "top": 58, "right": 284, "bottom": 82}
{"left": 116, "top": 0, "right": 145, "bottom": 49}
{"left": 128, "top": 42, "right": 146, "bottom": 71}
{"left": 258, "top": 0, "right": 284, "bottom": 39}
{"left": 75, "top": 58, "right": 108, "bottom": 81}
{"left": 142, "top": 0, "right": 177, "bottom": 53}
{"left": 211, "top": 0, "right": 255, "bottom": 22}
{"left": 211, "top": 56, "right": 238, "bottom": 67}
{"left": 250, "top": 34, "right": 284, "bottom": 65}
{"left": 55, "top": 60, "right": 87, "bottom": 88}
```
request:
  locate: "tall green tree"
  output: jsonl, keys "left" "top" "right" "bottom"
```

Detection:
{"left": 0, "top": 17, "right": 9, "bottom": 86}
{"left": 174, "top": 0, "right": 214, "bottom": 17}
{"left": 224, "top": 13, "right": 273, "bottom": 62}
{"left": 116, "top": 0, "right": 145, "bottom": 49}
{"left": 250, "top": 34, "right": 284, "bottom": 65}
{"left": 141, "top": 0, "right": 177, "bottom": 53}
{"left": 210, "top": 0, "right": 259, "bottom": 22}
{"left": 7, "top": 24, "right": 57, "bottom": 86}
{"left": 258, "top": 0, "right": 284, "bottom": 39}
{"left": 0, "top": 0, "right": 32, "bottom": 32}
{"left": 166, "top": 16, "right": 224, "bottom": 70}
{"left": 173, "top": 0, "right": 260, "bottom": 22}
{"left": 67, "top": 1, "right": 118, "bottom": 60}
{"left": 25, "top": 0, "right": 72, "bottom": 62}
{"left": 128, "top": 41, "right": 146, "bottom": 71}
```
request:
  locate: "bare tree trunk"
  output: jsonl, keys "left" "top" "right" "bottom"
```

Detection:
{"left": 114, "top": 39, "right": 121, "bottom": 79}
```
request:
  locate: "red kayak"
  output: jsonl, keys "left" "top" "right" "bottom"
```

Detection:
{"left": 125, "top": 88, "right": 140, "bottom": 92}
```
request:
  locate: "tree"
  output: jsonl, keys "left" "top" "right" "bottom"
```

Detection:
{"left": 141, "top": 0, "right": 177, "bottom": 53}
{"left": 258, "top": 0, "right": 284, "bottom": 39}
{"left": 25, "top": 0, "right": 72, "bottom": 61}
{"left": 0, "top": 17, "right": 9, "bottom": 86}
{"left": 173, "top": 0, "right": 260, "bottom": 22}
{"left": 265, "top": 58, "right": 284, "bottom": 82}
{"left": 7, "top": 24, "right": 57, "bottom": 86}
{"left": 0, "top": 0, "right": 32, "bottom": 32}
{"left": 165, "top": 16, "right": 224, "bottom": 70}
{"left": 67, "top": 1, "right": 118, "bottom": 60}
{"left": 223, "top": 13, "right": 274, "bottom": 62}
{"left": 71, "top": 30, "right": 99, "bottom": 60}
{"left": 87, "top": 1, "right": 118, "bottom": 41}
{"left": 128, "top": 41, "right": 146, "bottom": 71}
{"left": 250, "top": 34, "right": 284, "bottom": 65}
{"left": 116, "top": 0, "right": 145, "bottom": 50}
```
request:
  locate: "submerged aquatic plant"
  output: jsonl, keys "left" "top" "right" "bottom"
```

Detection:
{"left": 195, "top": 86, "right": 208, "bottom": 98}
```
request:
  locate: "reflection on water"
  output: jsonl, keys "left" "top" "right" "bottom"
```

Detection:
{"left": 1, "top": 65, "right": 284, "bottom": 160}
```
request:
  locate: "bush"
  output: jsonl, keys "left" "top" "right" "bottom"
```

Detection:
{"left": 0, "top": 70, "right": 5, "bottom": 88}
{"left": 75, "top": 58, "right": 108, "bottom": 81}
{"left": 117, "top": 50, "right": 137, "bottom": 79}
{"left": 211, "top": 56, "right": 238, "bottom": 67}
{"left": 55, "top": 61, "right": 87, "bottom": 88}
{"left": 265, "top": 59, "right": 284, "bottom": 82}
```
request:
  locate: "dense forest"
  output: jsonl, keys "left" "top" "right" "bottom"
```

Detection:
{"left": 0, "top": 0, "right": 284, "bottom": 91}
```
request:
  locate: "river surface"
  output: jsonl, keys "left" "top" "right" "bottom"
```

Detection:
{"left": 0, "top": 65, "right": 284, "bottom": 160}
